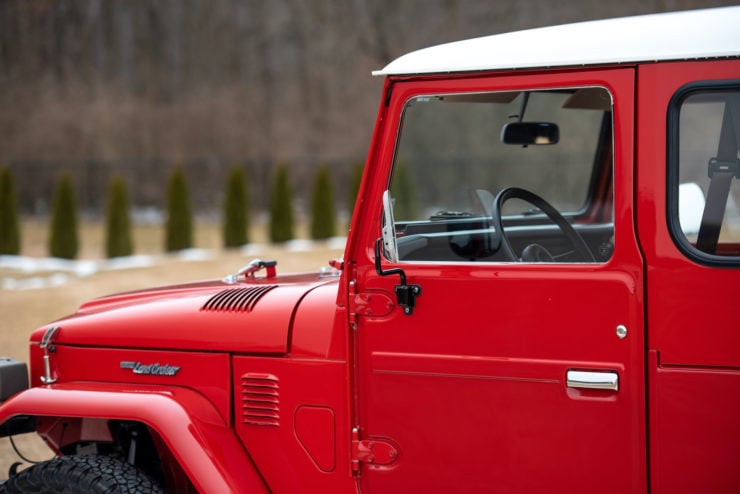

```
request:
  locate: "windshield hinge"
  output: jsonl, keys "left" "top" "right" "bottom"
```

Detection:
{"left": 40, "top": 326, "right": 60, "bottom": 384}
{"left": 351, "top": 427, "right": 398, "bottom": 474}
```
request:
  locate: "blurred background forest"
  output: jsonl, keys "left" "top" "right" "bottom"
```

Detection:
{"left": 1, "top": 0, "right": 736, "bottom": 220}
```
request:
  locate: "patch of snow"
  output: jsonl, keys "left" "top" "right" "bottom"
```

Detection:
{"left": 284, "top": 239, "right": 314, "bottom": 252}
{"left": 1, "top": 239, "right": 347, "bottom": 291}
{"left": 175, "top": 249, "right": 215, "bottom": 262}
{"left": 105, "top": 255, "right": 157, "bottom": 271}
{"left": 239, "top": 244, "right": 264, "bottom": 256}
{"left": 0, "top": 251, "right": 204, "bottom": 291}
{"left": 326, "top": 237, "right": 347, "bottom": 249}
{"left": 2, "top": 273, "right": 71, "bottom": 291}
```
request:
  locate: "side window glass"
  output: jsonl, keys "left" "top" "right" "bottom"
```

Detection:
{"left": 670, "top": 86, "right": 740, "bottom": 263}
{"left": 386, "top": 88, "right": 614, "bottom": 263}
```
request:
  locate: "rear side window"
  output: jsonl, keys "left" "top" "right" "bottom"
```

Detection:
{"left": 669, "top": 83, "right": 740, "bottom": 264}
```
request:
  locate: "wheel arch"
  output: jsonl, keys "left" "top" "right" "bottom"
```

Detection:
{"left": 0, "top": 383, "right": 268, "bottom": 493}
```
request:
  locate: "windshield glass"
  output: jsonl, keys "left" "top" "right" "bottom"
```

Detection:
{"left": 391, "top": 88, "right": 610, "bottom": 219}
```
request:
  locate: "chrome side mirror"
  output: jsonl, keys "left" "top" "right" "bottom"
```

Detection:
{"left": 381, "top": 190, "right": 399, "bottom": 263}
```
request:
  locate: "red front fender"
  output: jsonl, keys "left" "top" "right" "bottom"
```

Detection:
{"left": 0, "top": 382, "right": 268, "bottom": 493}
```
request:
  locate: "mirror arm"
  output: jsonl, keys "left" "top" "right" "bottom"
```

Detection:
{"left": 374, "top": 238, "right": 422, "bottom": 315}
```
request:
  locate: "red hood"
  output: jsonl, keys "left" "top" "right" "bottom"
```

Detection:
{"left": 32, "top": 273, "right": 339, "bottom": 354}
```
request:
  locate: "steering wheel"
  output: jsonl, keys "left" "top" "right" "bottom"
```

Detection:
{"left": 491, "top": 187, "right": 595, "bottom": 262}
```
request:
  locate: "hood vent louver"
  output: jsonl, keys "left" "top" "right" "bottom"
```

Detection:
{"left": 201, "top": 285, "right": 277, "bottom": 313}
{"left": 241, "top": 373, "right": 280, "bottom": 427}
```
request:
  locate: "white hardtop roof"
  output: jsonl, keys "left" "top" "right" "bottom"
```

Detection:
{"left": 373, "top": 6, "right": 740, "bottom": 76}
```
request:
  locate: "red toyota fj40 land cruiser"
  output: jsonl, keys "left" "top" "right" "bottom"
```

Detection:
{"left": 1, "top": 7, "right": 739, "bottom": 493}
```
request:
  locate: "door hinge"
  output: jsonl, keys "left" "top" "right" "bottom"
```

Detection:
{"left": 348, "top": 281, "right": 394, "bottom": 329}
{"left": 351, "top": 427, "right": 398, "bottom": 473}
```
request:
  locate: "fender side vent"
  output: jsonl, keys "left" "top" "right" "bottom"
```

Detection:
{"left": 241, "top": 373, "right": 280, "bottom": 426}
{"left": 201, "top": 286, "right": 277, "bottom": 313}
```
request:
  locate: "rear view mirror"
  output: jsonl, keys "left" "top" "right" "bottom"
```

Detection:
{"left": 502, "top": 122, "right": 559, "bottom": 145}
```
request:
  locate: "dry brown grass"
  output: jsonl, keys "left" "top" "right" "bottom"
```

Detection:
{"left": 0, "top": 219, "right": 345, "bottom": 479}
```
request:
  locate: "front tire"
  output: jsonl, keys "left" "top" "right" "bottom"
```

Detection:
{"left": 1, "top": 455, "right": 163, "bottom": 493}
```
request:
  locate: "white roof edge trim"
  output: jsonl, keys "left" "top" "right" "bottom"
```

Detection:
{"left": 373, "top": 7, "right": 740, "bottom": 76}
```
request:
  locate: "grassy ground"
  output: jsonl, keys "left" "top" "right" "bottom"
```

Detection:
{"left": 0, "top": 219, "right": 346, "bottom": 479}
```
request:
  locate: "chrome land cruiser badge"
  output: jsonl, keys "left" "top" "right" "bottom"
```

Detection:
{"left": 120, "top": 361, "right": 181, "bottom": 376}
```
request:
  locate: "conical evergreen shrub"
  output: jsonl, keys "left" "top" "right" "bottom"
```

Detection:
{"left": 0, "top": 167, "right": 20, "bottom": 255}
{"left": 105, "top": 175, "right": 133, "bottom": 258}
{"left": 309, "top": 164, "right": 336, "bottom": 240}
{"left": 269, "top": 163, "right": 294, "bottom": 243}
{"left": 49, "top": 173, "right": 79, "bottom": 259}
{"left": 222, "top": 166, "right": 249, "bottom": 248}
{"left": 165, "top": 167, "right": 193, "bottom": 252}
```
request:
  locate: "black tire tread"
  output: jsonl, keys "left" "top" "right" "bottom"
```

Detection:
{"left": 1, "top": 455, "right": 163, "bottom": 493}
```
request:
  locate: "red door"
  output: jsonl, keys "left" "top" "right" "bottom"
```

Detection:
{"left": 350, "top": 68, "right": 646, "bottom": 493}
{"left": 637, "top": 60, "right": 740, "bottom": 494}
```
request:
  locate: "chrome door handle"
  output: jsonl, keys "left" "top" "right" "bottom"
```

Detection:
{"left": 566, "top": 370, "right": 619, "bottom": 391}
